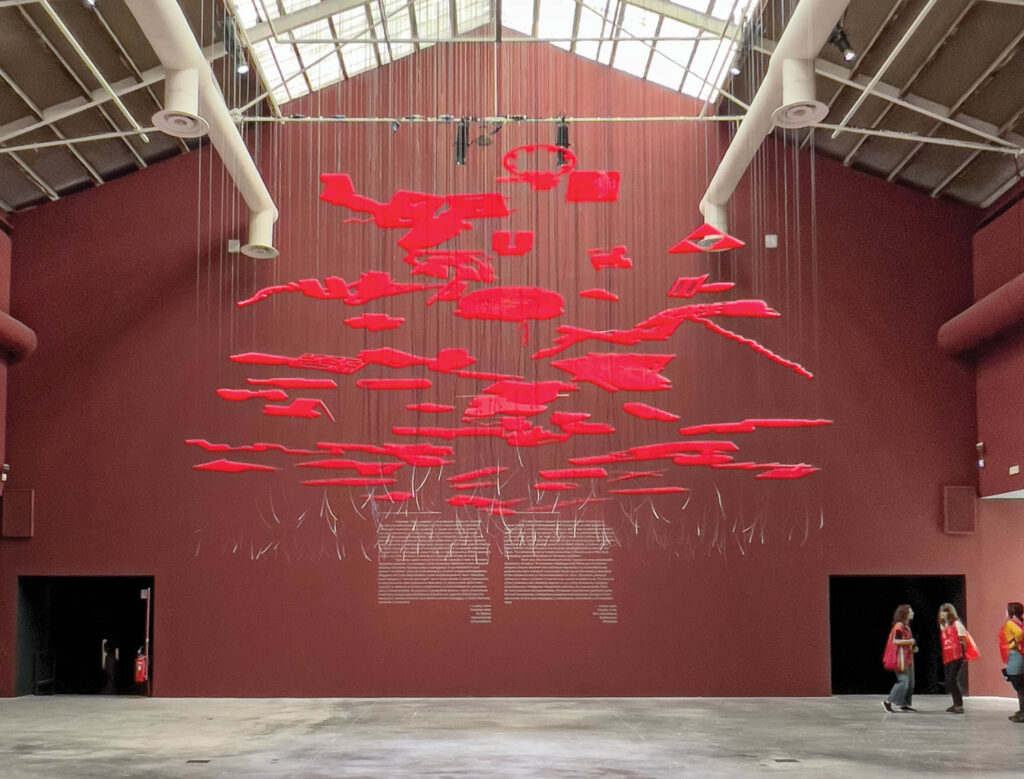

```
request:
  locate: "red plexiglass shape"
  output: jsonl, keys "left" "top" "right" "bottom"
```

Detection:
{"left": 678, "top": 418, "right": 832, "bottom": 436}
{"left": 344, "top": 313, "right": 406, "bottom": 331}
{"left": 463, "top": 394, "right": 547, "bottom": 419}
{"left": 450, "top": 481, "right": 500, "bottom": 491}
{"left": 496, "top": 144, "right": 576, "bottom": 191}
{"left": 301, "top": 478, "right": 397, "bottom": 487}
{"left": 609, "top": 470, "right": 665, "bottom": 482}
{"left": 533, "top": 300, "right": 780, "bottom": 359}
{"left": 534, "top": 482, "right": 578, "bottom": 491}
{"left": 406, "top": 403, "right": 454, "bottom": 413}
{"left": 483, "top": 380, "right": 577, "bottom": 404}
{"left": 669, "top": 224, "right": 746, "bottom": 254}
{"left": 610, "top": 486, "right": 689, "bottom": 495}
{"left": 193, "top": 459, "right": 279, "bottom": 473}
{"left": 539, "top": 468, "right": 608, "bottom": 479}
{"left": 454, "top": 287, "right": 564, "bottom": 323}
{"left": 622, "top": 402, "right": 680, "bottom": 422}
{"left": 492, "top": 231, "right": 535, "bottom": 256}
{"left": 448, "top": 466, "right": 509, "bottom": 483}
{"left": 551, "top": 353, "right": 675, "bottom": 392}
{"left": 237, "top": 272, "right": 438, "bottom": 309}
{"left": 263, "top": 399, "right": 335, "bottom": 420}
{"left": 356, "top": 378, "right": 432, "bottom": 390}
{"left": 668, "top": 274, "right": 736, "bottom": 298}
{"left": 217, "top": 388, "right": 288, "bottom": 402}
{"left": 319, "top": 173, "right": 510, "bottom": 250}
{"left": 565, "top": 171, "right": 621, "bottom": 202}
{"left": 580, "top": 288, "right": 619, "bottom": 302}
{"left": 186, "top": 439, "right": 318, "bottom": 456}
{"left": 588, "top": 246, "right": 632, "bottom": 270}
{"left": 570, "top": 440, "right": 739, "bottom": 466}
{"left": 247, "top": 377, "right": 338, "bottom": 389}
{"left": 296, "top": 459, "right": 405, "bottom": 476}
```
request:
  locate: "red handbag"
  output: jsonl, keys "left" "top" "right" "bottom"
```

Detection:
{"left": 882, "top": 625, "right": 899, "bottom": 671}
{"left": 963, "top": 630, "right": 980, "bottom": 661}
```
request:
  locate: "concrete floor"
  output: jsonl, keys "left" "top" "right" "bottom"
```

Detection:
{"left": 1, "top": 695, "right": 1023, "bottom": 777}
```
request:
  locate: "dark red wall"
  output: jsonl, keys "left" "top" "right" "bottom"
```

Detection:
{"left": 2, "top": 43, "right": 1022, "bottom": 697}
{"left": 973, "top": 200, "right": 1024, "bottom": 497}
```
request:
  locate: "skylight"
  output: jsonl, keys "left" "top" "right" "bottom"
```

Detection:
{"left": 232, "top": 0, "right": 759, "bottom": 109}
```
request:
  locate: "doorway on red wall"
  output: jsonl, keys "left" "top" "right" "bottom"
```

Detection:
{"left": 829, "top": 574, "right": 967, "bottom": 696}
{"left": 15, "top": 576, "right": 154, "bottom": 697}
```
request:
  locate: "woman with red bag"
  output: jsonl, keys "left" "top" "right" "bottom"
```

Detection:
{"left": 999, "top": 602, "right": 1024, "bottom": 723}
{"left": 883, "top": 604, "right": 918, "bottom": 713}
{"left": 938, "top": 603, "right": 977, "bottom": 714}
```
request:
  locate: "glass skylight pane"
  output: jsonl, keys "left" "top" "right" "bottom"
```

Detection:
{"left": 669, "top": 0, "right": 713, "bottom": 14}
{"left": 306, "top": 55, "right": 342, "bottom": 90}
{"left": 233, "top": 0, "right": 261, "bottom": 29}
{"left": 646, "top": 45, "right": 686, "bottom": 91}
{"left": 458, "top": 0, "right": 492, "bottom": 35}
{"left": 386, "top": 6, "right": 416, "bottom": 60}
{"left": 335, "top": 7, "right": 370, "bottom": 38}
{"left": 682, "top": 37, "right": 716, "bottom": 96}
{"left": 704, "top": 39, "right": 736, "bottom": 96}
{"left": 501, "top": 0, "right": 532, "bottom": 35}
{"left": 414, "top": 0, "right": 453, "bottom": 42}
{"left": 680, "top": 71, "right": 706, "bottom": 99}
{"left": 537, "top": 0, "right": 575, "bottom": 51}
{"left": 611, "top": 4, "right": 658, "bottom": 77}
{"left": 281, "top": 0, "right": 320, "bottom": 14}
{"left": 341, "top": 42, "right": 377, "bottom": 76}
{"left": 573, "top": 6, "right": 604, "bottom": 61}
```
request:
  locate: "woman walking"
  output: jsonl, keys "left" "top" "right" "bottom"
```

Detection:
{"left": 938, "top": 604, "right": 968, "bottom": 713}
{"left": 883, "top": 604, "right": 918, "bottom": 713}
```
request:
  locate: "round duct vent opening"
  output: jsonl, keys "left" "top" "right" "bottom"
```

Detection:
{"left": 153, "top": 109, "right": 210, "bottom": 139}
{"left": 771, "top": 100, "right": 828, "bottom": 129}
{"left": 241, "top": 242, "right": 279, "bottom": 260}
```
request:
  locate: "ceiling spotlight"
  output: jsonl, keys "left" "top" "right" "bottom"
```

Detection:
{"left": 236, "top": 61, "right": 250, "bottom": 76}
{"left": 829, "top": 25, "right": 856, "bottom": 63}
{"left": 83, "top": 0, "right": 97, "bottom": 7}
{"left": 389, "top": 119, "right": 400, "bottom": 132}
{"left": 455, "top": 118, "right": 468, "bottom": 166}
{"left": 555, "top": 117, "right": 569, "bottom": 167}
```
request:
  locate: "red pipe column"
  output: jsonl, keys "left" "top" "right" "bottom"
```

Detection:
{"left": 0, "top": 215, "right": 38, "bottom": 496}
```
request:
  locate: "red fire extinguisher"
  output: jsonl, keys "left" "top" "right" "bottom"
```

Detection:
{"left": 134, "top": 651, "right": 148, "bottom": 683}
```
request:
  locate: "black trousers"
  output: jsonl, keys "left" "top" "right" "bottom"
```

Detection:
{"left": 1009, "top": 673, "right": 1024, "bottom": 712}
{"left": 944, "top": 659, "right": 964, "bottom": 706}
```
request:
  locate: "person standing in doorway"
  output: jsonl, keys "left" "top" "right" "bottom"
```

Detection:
{"left": 883, "top": 604, "right": 918, "bottom": 713}
{"left": 100, "top": 639, "right": 119, "bottom": 695}
{"left": 1000, "top": 602, "right": 1024, "bottom": 723}
{"left": 938, "top": 603, "right": 967, "bottom": 713}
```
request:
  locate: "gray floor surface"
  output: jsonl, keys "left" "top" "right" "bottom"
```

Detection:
{"left": 1, "top": 694, "right": 1022, "bottom": 777}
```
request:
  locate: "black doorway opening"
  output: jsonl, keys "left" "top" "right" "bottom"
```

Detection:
{"left": 829, "top": 575, "right": 966, "bottom": 695}
{"left": 15, "top": 576, "right": 154, "bottom": 696}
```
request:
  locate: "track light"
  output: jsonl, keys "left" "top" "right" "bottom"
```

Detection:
{"left": 236, "top": 61, "right": 250, "bottom": 75}
{"left": 829, "top": 25, "right": 856, "bottom": 63}
{"left": 455, "top": 118, "right": 468, "bottom": 166}
{"left": 555, "top": 117, "right": 569, "bottom": 167}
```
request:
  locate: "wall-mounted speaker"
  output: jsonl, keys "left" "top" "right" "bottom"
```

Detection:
{"left": 943, "top": 485, "right": 976, "bottom": 534}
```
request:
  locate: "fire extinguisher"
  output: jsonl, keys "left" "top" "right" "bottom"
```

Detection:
{"left": 134, "top": 650, "right": 148, "bottom": 683}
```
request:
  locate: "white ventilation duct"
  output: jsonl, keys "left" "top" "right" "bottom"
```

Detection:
{"left": 700, "top": 0, "right": 851, "bottom": 232}
{"left": 125, "top": 0, "right": 279, "bottom": 259}
{"left": 153, "top": 67, "right": 209, "bottom": 138}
